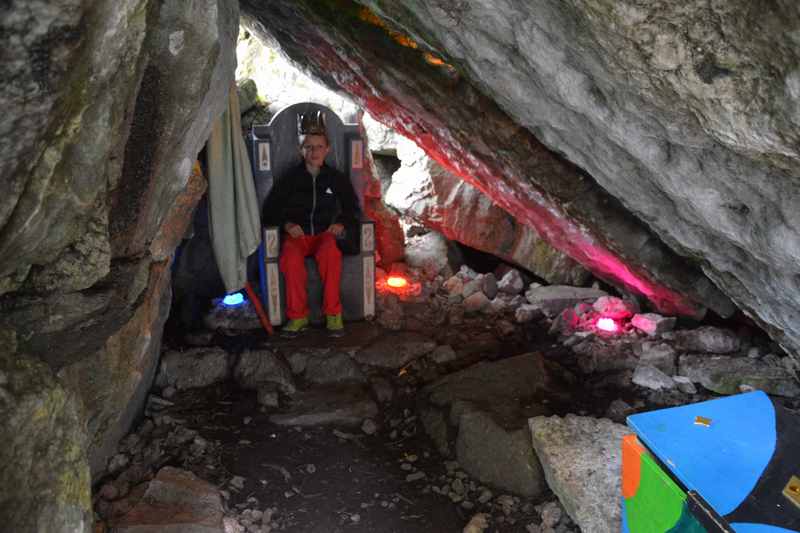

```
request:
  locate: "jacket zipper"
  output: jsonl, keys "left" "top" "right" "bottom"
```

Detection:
{"left": 310, "top": 174, "right": 317, "bottom": 235}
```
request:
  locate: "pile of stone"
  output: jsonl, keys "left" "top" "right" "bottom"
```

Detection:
{"left": 423, "top": 460, "right": 578, "bottom": 532}
{"left": 541, "top": 293, "right": 800, "bottom": 399}
{"left": 92, "top": 389, "right": 291, "bottom": 532}
{"left": 373, "top": 263, "right": 546, "bottom": 334}
{"left": 91, "top": 396, "right": 221, "bottom": 528}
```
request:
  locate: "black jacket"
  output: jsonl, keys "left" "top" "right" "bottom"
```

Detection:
{"left": 262, "top": 163, "right": 360, "bottom": 236}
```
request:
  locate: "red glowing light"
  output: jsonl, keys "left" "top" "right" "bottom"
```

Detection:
{"left": 596, "top": 317, "right": 619, "bottom": 333}
{"left": 386, "top": 276, "right": 408, "bottom": 288}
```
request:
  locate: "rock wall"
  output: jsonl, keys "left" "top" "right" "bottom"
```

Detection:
{"left": 0, "top": 0, "right": 238, "bottom": 528}
{"left": 387, "top": 137, "right": 589, "bottom": 285}
{"left": 238, "top": 0, "right": 800, "bottom": 360}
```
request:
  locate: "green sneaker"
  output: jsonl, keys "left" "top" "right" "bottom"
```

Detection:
{"left": 282, "top": 317, "right": 309, "bottom": 337}
{"left": 326, "top": 314, "right": 345, "bottom": 337}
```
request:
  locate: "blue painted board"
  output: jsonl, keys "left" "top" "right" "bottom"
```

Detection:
{"left": 627, "top": 391, "right": 777, "bottom": 517}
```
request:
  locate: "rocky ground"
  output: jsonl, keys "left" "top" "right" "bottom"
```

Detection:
{"left": 92, "top": 264, "right": 800, "bottom": 533}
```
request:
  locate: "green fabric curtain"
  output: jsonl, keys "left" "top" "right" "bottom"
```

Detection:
{"left": 206, "top": 83, "right": 261, "bottom": 293}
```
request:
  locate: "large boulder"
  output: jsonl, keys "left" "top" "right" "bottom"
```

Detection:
{"left": 455, "top": 408, "right": 545, "bottom": 497}
{"left": 419, "top": 353, "right": 573, "bottom": 496}
{"left": 529, "top": 415, "right": 631, "bottom": 533}
{"left": 679, "top": 354, "right": 800, "bottom": 397}
{"left": 108, "top": 467, "right": 225, "bottom": 532}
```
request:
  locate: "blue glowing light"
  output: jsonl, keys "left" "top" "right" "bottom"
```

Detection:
{"left": 222, "top": 293, "right": 245, "bottom": 306}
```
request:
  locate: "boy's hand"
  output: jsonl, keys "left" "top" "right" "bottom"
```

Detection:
{"left": 285, "top": 222, "right": 304, "bottom": 238}
{"left": 327, "top": 223, "right": 345, "bottom": 237}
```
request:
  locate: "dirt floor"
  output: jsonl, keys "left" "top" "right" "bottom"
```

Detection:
{"left": 142, "top": 322, "right": 583, "bottom": 533}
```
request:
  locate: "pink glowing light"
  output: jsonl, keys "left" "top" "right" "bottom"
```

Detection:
{"left": 596, "top": 317, "right": 619, "bottom": 333}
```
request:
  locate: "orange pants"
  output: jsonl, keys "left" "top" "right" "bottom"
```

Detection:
{"left": 279, "top": 232, "right": 342, "bottom": 319}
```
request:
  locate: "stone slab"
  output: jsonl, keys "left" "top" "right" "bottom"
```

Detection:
{"left": 529, "top": 415, "right": 631, "bottom": 533}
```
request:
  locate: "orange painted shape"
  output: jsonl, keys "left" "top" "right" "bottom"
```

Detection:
{"left": 622, "top": 434, "right": 645, "bottom": 499}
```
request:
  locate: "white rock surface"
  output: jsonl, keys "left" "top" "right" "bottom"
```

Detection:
{"left": 529, "top": 415, "right": 631, "bottom": 533}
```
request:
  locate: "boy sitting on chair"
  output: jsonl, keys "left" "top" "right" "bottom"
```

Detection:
{"left": 262, "top": 111, "right": 360, "bottom": 337}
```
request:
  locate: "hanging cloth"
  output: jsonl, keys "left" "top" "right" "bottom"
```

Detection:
{"left": 206, "top": 82, "right": 261, "bottom": 293}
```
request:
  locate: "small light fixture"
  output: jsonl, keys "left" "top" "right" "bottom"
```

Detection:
{"left": 386, "top": 276, "right": 408, "bottom": 289}
{"left": 222, "top": 293, "right": 245, "bottom": 306}
{"left": 596, "top": 317, "right": 618, "bottom": 333}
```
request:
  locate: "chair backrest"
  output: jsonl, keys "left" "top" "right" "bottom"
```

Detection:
{"left": 247, "top": 102, "right": 368, "bottom": 214}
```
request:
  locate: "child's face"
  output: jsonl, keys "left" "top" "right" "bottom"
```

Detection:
{"left": 301, "top": 135, "right": 329, "bottom": 169}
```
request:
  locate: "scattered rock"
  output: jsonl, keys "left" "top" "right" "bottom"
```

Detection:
{"left": 632, "top": 365, "right": 676, "bottom": 390}
{"left": 630, "top": 313, "right": 677, "bottom": 336}
{"left": 605, "top": 399, "right": 634, "bottom": 423}
{"left": 539, "top": 501, "right": 563, "bottom": 528}
{"left": 672, "top": 376, "right": 698, "bottom": 394}
{"left": 204, "top": 299, "right": 261, "bottom": 331}
{"left": 679, "top": 355, "right": 800, "bottom": 397}
{"left": 443, "top": 276, "right": 465, "bottom": 296}
{"left": 481, "top": 274, "right": 498, "bottom": 300}
{"left": 463, "top": 513, "right": 490, "bottom": 533}
{"left": 304, "top": 351, "right": 365, "bottom": 384}
{"left": 674, "top": 326, "right": 741, "bottom": 354}
{"left": 429, "top": 344, "right": 458, "bottom": 364}
{"left": 633, "top": 341, "right": 677, "bottom": 375}
{"left": 257, "top": 386, "right": 280, "bottom": 407}
{"left": 592, "top": 296, "right": 635, "bottom": 319}
{"left": 107, "top": 453, "right": 130, "bottom": 475}
{"left": 405, "top": 471, "right": 427, "bottom": 482}
{"left": 109, "top": 467, "right": 224, "bottom": 532}
{"left": 156, "top": 347, "right": 230, "bottom": 390}
{"left": 573, "top": 340, "right": 639, "bottom": 374}
{"left": 361, "top": 418, "right": 378, "bottom": 435}
{"left": 463, "top": 291, "right": 491, "bottom": 313}
{"left": 497, "top": 270, "right": 524, "bottom": 295}
{"left": 269, "top": 385, "right": 379, "bottom": 426}
{"left": 525, "top": 286, "right": 608, "bottom": 317}
{"left": 234, "top": 350, "right": 295, "bottom": 393}
{"left": 462, "top": 277, "right": 484, "bottom": 299}
{"left": 747, "top": 346, "right": 763, "bottom": 359}
{"left": 515, "top": 304, "right": 543, "bottom": 323}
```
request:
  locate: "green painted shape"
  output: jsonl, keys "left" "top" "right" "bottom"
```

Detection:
{"left": 625, "top": 451, "right": 687, "bottom": 532}
{"left": 666, "top": 502, "right": 707, "bottom": 533}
